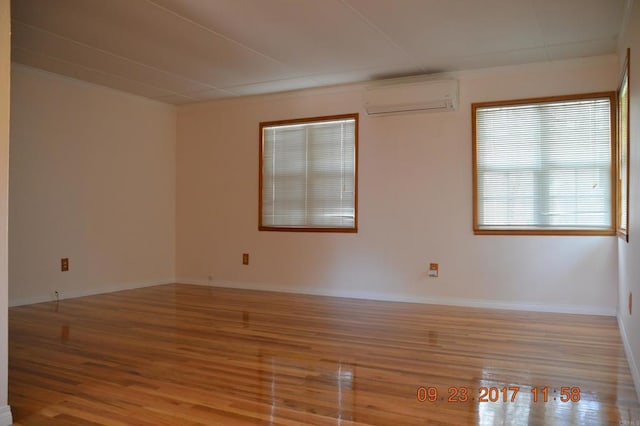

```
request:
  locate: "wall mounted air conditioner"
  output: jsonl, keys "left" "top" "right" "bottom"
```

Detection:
{"left": 364, "top": 77, "right": 458, "bottom": 116}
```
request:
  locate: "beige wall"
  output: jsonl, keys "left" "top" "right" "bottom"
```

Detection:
{"left": 617, "top": 0, "right": 640, "bottom": 401}
{"left": 0, "top": 0, "right": 10, "bottom": 423}
{"left": 9, "top": 65, "right": 176, "bottom": 306}
{"left": 176, "top": 54, "right": 618, "bottom": 315}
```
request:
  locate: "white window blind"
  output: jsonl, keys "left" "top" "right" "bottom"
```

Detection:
{"left": 261, "top": 115, "right": 357, "bottom": 230}
{"left": 474, "top": 96, "right": 613, "bottom": 232}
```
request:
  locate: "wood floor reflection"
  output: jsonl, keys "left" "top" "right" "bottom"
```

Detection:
{"left": 8, "top": 284, "right": 640, "bottom": 425}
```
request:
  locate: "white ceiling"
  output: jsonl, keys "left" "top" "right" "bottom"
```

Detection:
{"left": 11, "top": 0, "right": 628, "bottom": 105}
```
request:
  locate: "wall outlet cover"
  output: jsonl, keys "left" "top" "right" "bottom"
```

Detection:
{"left": 428, "top": 263, "right": 439, "bottom": 277}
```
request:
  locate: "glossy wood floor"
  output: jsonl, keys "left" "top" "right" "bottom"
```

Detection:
{"left": 8, "top": 284, "right": 640, "bottom": 425}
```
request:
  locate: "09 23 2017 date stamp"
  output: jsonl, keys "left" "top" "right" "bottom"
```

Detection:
{"left": 416, "top": 386, "right": 581, "bottom": 403}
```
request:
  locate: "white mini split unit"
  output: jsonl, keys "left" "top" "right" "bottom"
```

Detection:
{"left": 364, "top": 77, "right": 459, "bottom": 116}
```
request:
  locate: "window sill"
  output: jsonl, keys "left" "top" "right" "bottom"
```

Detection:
{"left": 259, "top": 226, "right": 357, "bottom": 233}
{"left": 474, "top": 228, "right": 615, "bottom": 236}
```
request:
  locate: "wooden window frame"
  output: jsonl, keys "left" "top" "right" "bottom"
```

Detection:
{"left": 617, "top": 48, "right": 631, "bottom": 242}
{"left": 472, "top": 92, "right": 617, "bottom": 236}
{"left": 259, "top": 113, "right": 359, "bottom": 233}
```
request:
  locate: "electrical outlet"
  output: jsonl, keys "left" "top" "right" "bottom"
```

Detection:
{"left": 428, "top": 263, "right": 439, "bottom": 278}
{"left": 242, "top": 253, "right": 249, "bottom": 265}
{"left": 61, "top": 258, "right": 69, "bottom": 272}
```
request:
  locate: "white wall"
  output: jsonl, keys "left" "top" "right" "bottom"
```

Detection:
{"left": 0, "top": 0, "right": 11, "bottom": 423}
{"left": 617, "top": 0, "right": 640, "bottom": 401}
{"left": 9, "top": 65, "right": 176, "bottom": 306}
{"left": 176, "top": 55, "right": 619, "bottom": 315}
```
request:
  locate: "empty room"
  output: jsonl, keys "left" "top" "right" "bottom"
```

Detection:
{"left": 1, "top": 0, "right": 640, "bottom": 424}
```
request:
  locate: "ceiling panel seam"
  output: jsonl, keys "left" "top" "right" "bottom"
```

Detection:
{"left": 144, "top": 0, "right": 303, "bottom": 74}
{"left": 12, "top": 45, "right": 199, "bottom": 100}
{"left": 339, "top": 0, "right": 426, "bottom": 73}
{"left": 12, "top": 19, "right": 224, "bottom": 93}
{"left": 530, "top": 0, "right": 551, "bottom": 61}
{"left": 619, "top": 0, "right": 635, "bottom": 47}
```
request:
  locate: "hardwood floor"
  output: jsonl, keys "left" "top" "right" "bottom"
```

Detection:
{"left": 8, "top": 284, "right": 640, "bottom": 425}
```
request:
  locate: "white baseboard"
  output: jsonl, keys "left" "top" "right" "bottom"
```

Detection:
{"left": 9, "top": 276, "right": 616, "bottom": 315}
{"left": 618, "top": 312, "right": 640, "bottom": 402}
{"left": 0, "top": 405, "right": 12, "bottom": 426}
{"left": 176, "top": 277, "right": 616, "bottom": 316}
{"left": 9, "top": 279, "right": 175, "bottom": 307}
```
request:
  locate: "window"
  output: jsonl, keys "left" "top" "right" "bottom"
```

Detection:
{"left": 618, "top": 48, "right": 630, "bottom": 241}
{"left": 472, "top": 93, "right": 616, "bottom": 235}
{"left": 259, "top": 114, "right": 358, "bottom": 232}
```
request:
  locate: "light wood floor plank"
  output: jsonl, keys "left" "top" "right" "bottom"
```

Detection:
{"left": 8, "top": 283, "right": 640, "bottom": 425}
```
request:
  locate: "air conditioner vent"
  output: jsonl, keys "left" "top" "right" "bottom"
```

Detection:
{"left": 364, "top": 78, "right": 459, "bottom": 116}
